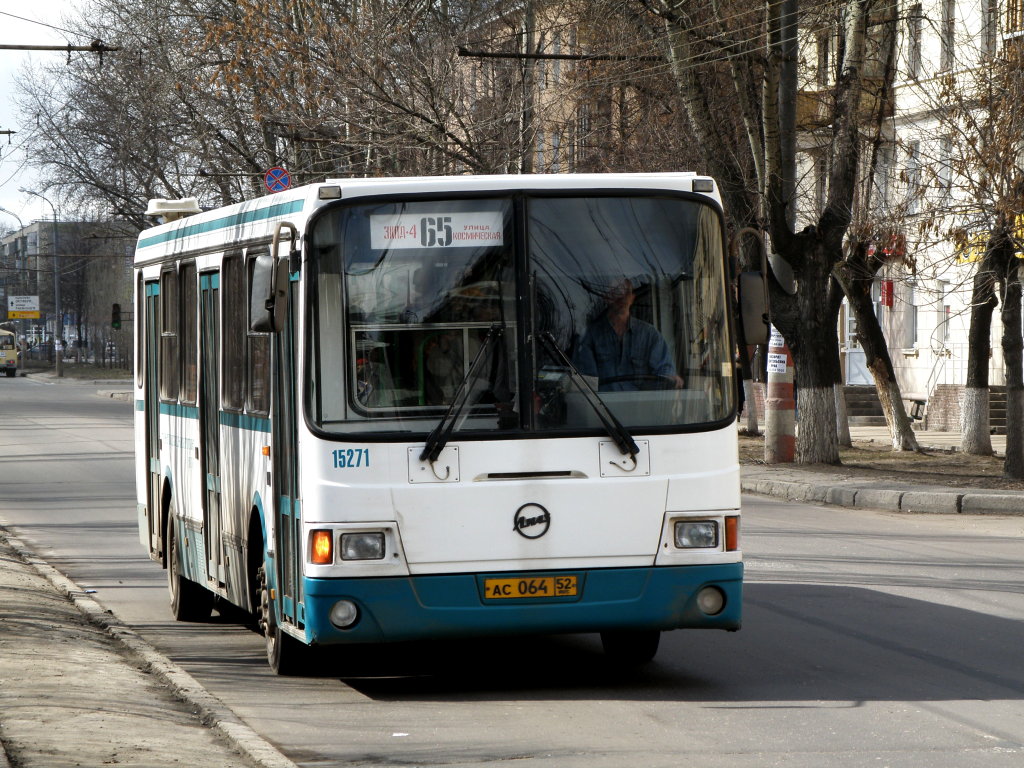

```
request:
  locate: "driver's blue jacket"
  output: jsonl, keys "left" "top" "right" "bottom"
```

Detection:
{"left": 574, "top": 315, "right": 676, "bottom": 391}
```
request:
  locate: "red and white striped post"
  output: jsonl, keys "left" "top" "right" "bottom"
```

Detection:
{"left": 764, "top": 324, "right": 796, "bottom": 463}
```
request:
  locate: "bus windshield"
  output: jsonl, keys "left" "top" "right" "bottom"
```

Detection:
{"left": 308, "top": 194, "right": 733, "bottom": 437}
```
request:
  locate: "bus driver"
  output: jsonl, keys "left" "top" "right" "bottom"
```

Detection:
{"left": 574, "top": 278, "right": 684, "bottom": 392}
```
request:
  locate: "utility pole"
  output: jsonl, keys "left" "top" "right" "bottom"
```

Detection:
{"left": 519, "top": 0, "right": 536, "bottom": 174}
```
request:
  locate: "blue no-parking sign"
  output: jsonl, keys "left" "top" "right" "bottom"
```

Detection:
{"left": 264, "top": 166, "right": 291, "bottom": 193}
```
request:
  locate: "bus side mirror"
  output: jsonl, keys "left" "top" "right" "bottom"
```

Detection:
{"left": 250, "top": 252, "right": 289, "bottom": 332}
{"left": 738, "top": 271, "right": 770, "bottom": 345}
{"left": 251, "top": 222, "right": 298, "bottom": 332}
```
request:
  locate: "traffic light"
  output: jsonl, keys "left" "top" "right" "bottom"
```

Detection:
{"left": 111, "top": 303, "right": 122, "bottom": 330}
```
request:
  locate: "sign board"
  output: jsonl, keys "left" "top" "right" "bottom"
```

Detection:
{"left": 369, "top": 211, "right": 504, "bottom": 250}
{"left": 7, "top": 295, "right": 40, "bottom": 319}
{"left": 264, "top": 166, "right": 291, "bottom": 193}
{"left": 767, "top": 352, "right": 789, "bottom": 374}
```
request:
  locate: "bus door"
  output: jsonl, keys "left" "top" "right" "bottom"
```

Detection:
{"left": 199, "top": 272, "right": 226, "bottom": 586}
{"left": 272, "top": 273, "right": 302, "bottom": 627}
{"left": 144, "top": 281, "right": 162, "bottom": 555}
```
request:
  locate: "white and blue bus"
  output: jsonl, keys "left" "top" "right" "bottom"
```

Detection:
{"left": 133, "top": 173, "right": 759, "bottom": 674}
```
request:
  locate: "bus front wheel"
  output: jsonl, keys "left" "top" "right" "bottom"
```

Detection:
{"left": 166, "top": 505, "right": 213, "bottom": 622}
{"left": 257, "top": 561, "right": 309, "bottom": 675}
{"left": 600, "top": 629, "right": 661, "bottom": 665}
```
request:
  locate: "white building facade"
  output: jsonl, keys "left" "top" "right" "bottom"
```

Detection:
{"left": 798, "top": 0, "right": 1023, "bottom": 429}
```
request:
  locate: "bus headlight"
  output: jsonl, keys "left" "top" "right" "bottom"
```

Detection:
{"left": 341, "top": 532, "right": 386, "bottom": 560}
{"left": 674, "top": 521, "right": 718, "bottom": 548}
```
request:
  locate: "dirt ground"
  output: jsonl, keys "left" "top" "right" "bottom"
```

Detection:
{"left": 739, "top": 432, "right": 1024, "bottom": 492}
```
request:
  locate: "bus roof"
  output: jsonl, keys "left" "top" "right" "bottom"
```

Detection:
{"left": 134, "top": 172, "right": 719, "bottom": 264}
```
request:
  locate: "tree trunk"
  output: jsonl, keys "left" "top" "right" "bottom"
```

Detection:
{"left": 834, "top": 258, "right": 919, "bottom": 451}
{"left": 788, "top": 240, "right": 841, "bottom": 464}
{"left": 834, "top": 383, "right": 851, "bottom": 447}
{"left": 1000, "top": 259, "right": 1024, "bottom": 478}
{"left": 961, "top": 259, "right": 997, "bottom": 455}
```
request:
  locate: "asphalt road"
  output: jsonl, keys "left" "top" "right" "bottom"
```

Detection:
{"left": 2, "top": 375, "right": 1024, "bottom": 767}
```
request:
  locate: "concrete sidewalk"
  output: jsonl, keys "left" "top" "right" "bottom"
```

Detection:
{"left": 0, "top": 528, "right": 297, "bottom": 768}
{"left": 742, "top": 425, "right": 1024, "bottom": 515}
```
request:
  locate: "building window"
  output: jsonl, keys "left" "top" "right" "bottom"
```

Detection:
{"left": 816, "top": 154, "right": 829, "bottom": 213}
{"left": 905, "top": 281, "right": 918, "bottom": 348}
{"left": 876, "top": 143, "right": 894, "bottom": 207}
{"left": 938, "top": 281, "right": 951, "bottom": 341}
{"left": 984, "top": 0, "right": 998, "bottom": 56}
{"left": 937, "top": 135, "right": 952, "bottom": 199}
{"left": 816, "top": 28, "right": 831, "bottom": 86}
{"left": 1008, "top": 0, "right": 1024, "bottom": 33}
{"left": 906, "top": 140, "right": 921, "bottom": 215}
{"left": 940, "top": 0, "right": 955, "bottom": 72}
{"left": 908, "top": 4, "right": 922, "bottom": 78}
{"left": 552, "top": 32, "right": 562, "bottom": 86}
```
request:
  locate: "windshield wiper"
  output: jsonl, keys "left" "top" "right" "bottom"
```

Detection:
{"left": 537, "top": 332, "right": 639, "bottom": 461}
{"left": 420, "top": 324, "right": 504, "bottom": 464}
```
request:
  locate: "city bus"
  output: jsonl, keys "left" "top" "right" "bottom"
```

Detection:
{"left": 0, "top": 328, "right": 17, "bottom": 377}
{"left": 133, "top": 173, "right": 765, "bottom": 674}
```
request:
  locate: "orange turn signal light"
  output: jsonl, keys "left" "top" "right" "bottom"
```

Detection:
{"left": 725, "top": 516, "right": 740, "bottom": 552}
{"left": 311, "top": 529, "right": 334, "bottom": 564}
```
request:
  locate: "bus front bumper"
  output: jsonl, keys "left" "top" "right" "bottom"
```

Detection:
{"left": 300, "top": 563, "right": 742, "bottom": 645}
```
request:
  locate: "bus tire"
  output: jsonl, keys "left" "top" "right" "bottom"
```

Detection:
{"left": 258, "top": 561, "right": 309, "bottom": 676}
{"left": 600, "top": 629, "right": 661, "bottom": 665}
{"left": 166, "top": 503, "right": 214, "bottom": 622}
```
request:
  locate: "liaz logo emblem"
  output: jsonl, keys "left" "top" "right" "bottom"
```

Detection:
{"left": 513, "top": 503, "right": 551, "bottom": 539}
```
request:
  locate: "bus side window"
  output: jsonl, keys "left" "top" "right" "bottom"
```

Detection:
{"left": 247, "top": 252, "right": 271, "bottom": 415}
{"left": 159, "top": 268, "right": 179, "bottom": 403}
{"left": 223, "top": 253, "right": 246, "bottom": 412}
{"left": 180, "top": 263, "right": 198, "bottom": 404}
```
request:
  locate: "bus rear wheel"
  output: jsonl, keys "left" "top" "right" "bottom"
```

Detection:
{"left": 257, "top": 561, "right": 310, "bottom": 675}
{"left": 600, "top": 629, "right": 661, "bottom": 665}
{"left": 166, "top": 506, "right": 213, "bottom": 622}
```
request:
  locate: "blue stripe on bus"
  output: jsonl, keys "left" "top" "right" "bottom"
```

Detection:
{"left": 152, "top": 401, "right": 271, "bottom": 433}
{"left": 137, "top": 199, "right": 306, "bottom": 249}
{"left": 220, "top": 411, "right": 272, "bottom": 433}
{"left": 299, "top": 563, "right": 743, "bottom": 645}
{"left": 159, "top": 402, "right": 200, "bottom": 419}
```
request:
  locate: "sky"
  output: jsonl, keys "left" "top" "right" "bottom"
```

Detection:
{"left": 0, "top": 2, "right": 81, "bottom": 229}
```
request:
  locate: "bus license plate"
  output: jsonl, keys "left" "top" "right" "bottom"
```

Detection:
{"left": 484, "top": 575, "right": 578, "bottom": 600}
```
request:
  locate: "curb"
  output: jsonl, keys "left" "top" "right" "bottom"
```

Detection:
{"left": 0, "top": 525, "right": 299, "bottom": 768}
{"left": 740, "top": 474, "right": 1024, "bottom": 515}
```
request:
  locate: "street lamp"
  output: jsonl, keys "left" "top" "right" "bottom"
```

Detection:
{"left": 20, "top": 188, "right": 63, "bottom": 377}
{"left": 0, "top": 205, "right": 24, "bottom": 230}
